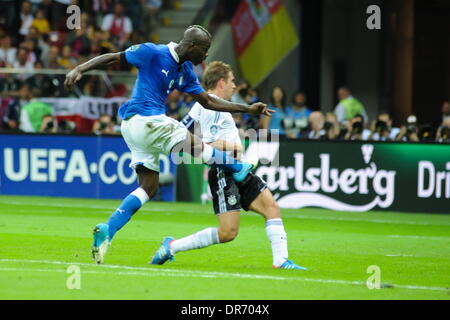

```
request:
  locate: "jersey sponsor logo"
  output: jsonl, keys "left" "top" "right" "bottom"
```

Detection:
{"left": 161, "top": 69, "right": 169, "bottom": 77}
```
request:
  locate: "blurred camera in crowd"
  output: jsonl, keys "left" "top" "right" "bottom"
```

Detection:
{"left": 396, "top": 115, "right": 419, "bottom": 142}
{"left": 436, "top": 117, "right": 450, "bottom": 143}
{"left": 344, "top": 114, "right": 364, "bottom": 140}
{"left": 40, "top": 114, "right": 57, "bottom": 133}
{"left": 368, "top": 113, "right": 395, "bottom": 141}
{"left": 92, "top": 114, "right": 117, "bottom": 135}
{"left": 58, "top": 119, "right": 77, "bottom": 134}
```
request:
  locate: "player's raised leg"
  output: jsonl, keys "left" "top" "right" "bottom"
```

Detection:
{"left": 174, "top": 131, "right": 253, "bottom": 182}
{"left": 92, "top": 166, "right": 158, "bottom": 264}
{"left": 248, "top": 188, "right": 307, "bottom": 270}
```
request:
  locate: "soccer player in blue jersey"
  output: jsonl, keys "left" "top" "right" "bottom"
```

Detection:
{"left": 64, "top": 25, "right": 273, "bottom": 264}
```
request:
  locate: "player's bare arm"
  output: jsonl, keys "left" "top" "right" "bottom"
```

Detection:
{"left": 208, "top": 139, "right": 243, "bottom": 159}
{"left": 64, "top": 52, "right": 122, "bottom": 90}
{"left": 192, "top": 92, "right": 274, "bottom": 117}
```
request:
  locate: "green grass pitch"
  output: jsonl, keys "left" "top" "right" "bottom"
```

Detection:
{"left": 0, "top": 195, "right": 449, "bottom": 300}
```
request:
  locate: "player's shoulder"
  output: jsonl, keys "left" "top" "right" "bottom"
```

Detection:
{"left": 127, "top": 42, "right": 162, "bottom": 53}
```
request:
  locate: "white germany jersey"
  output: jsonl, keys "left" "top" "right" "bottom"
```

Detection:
{"left": 187, "top": 96, "right": 242, "bottom": 154}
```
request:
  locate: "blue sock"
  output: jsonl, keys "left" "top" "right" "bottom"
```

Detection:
{"left": 106, "top": 188, "right": 149, "bottom": 240}
{"left": 208, "top": 148, "right": 243, "bottom": 173}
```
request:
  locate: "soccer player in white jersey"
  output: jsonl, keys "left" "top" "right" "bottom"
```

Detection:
{"left": 150, "top": 61, "right": 306, "bottom": 270}
{"left": 64, "top": 26, "right": 273, "bottom": 264}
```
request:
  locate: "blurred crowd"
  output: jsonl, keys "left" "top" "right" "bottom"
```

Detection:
{"left": 0, "top": 0, "right": 174, "bottom": 95}
{"left": 0, "top": 1, "right": 448, "bottom": 143}
{"left": 0, "top": 0, "right": 174, "bottom": 133}
{"left": 164, "top": 82, "right": 450, "bottom": 144}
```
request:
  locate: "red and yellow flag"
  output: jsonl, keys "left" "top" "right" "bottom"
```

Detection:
{"left": 231, "top": 0, "right": 299, "bottom": 86}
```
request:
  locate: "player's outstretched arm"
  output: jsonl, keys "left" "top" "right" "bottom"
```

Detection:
{"left": 193, "top": 92, "right": 274, "bottom": 117}
{"left": 64, "top": 52, "right": 122, "bottom": 90}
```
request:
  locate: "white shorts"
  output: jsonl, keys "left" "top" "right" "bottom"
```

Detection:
{"left": 121, "top": 114, "right": 188, "bottom": 172}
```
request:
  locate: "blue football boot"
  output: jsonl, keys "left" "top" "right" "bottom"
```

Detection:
{"left": 92, "top": 223, "right": 110, "bottom": 264}
{"left": 232, "top": 163, "right": 253, "bottom": 182}
{"left": 274, "top": 259, "right": 307, "bottom": 270}
{"left": 149, "top": 236, "right": 175, "bottom": 265}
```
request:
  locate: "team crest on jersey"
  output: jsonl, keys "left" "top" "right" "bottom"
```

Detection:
{"left": 210, "top": 124, "right": 218, "bottom": 136}
{"left": 228, "top": 195, "right": 237, "bottom": 206}
{"left": 129, "top": 44, "right": 141, "bottom": 51}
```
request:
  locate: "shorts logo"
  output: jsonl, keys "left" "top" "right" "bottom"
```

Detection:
{"left": 228, "top": 195, "right": 237, "bottom": 205}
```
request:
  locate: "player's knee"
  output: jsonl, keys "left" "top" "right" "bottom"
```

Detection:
{"left": 140, "top": 184, "right": 157, "bottom": 199}
{"left": 219, "top": 226, "right": 239, "bottom": 243}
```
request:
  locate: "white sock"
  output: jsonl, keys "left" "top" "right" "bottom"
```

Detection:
{"left": 265, "top": 218, "right": 288, "bottom": 267}
{"left": 170, "top": 227, "right": 220, "bottom": 254}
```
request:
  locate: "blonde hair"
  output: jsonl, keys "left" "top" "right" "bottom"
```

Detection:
{"left": 203, "top": 61, "right": 232, "bottom": 90}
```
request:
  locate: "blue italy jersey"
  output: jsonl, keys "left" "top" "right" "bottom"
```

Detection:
{"left": 119, "top": 42, "right": 205, "bottom": 119}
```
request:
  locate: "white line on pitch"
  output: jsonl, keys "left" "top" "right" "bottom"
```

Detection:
{"left": 1, "top": 199, "right": 449, "bottom": 226}
{"left": 388, "top": 235, "right": 450, "bottom": 241}
{"left": 0, "top": 258, "right": 448, "bottom": 292}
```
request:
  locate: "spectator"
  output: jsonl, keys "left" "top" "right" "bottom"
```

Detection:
{"left": 2, "top": 83, "right": 32, "bottom": 130}
{"left": 261, "top": 86, "right": 287, "bottom": 136}
{"left": 344, "top": 114, "right": 366, "bottom": 141}
{"left": 231, "top": 79, "right": 250, "bottom": 105}
{"left": 27, "top": 60, "right": 56, "bottom": 96}
{"left": 19, "top": 98, "right": 54, "bottom": 132}
{"left": 436, "top": 117, "right": 450, "bottom": 143}
{"left": 31, "top": 8, "right": 50, "bottom": 35}
{"left": 19, "top": 39, "right": 37, "bottom": 65}
{"left": 367, "top": 112, "right": 399, "bottom": 141}
{"left": 141, "top": 0, "right": 162, "bottom": 35}
{"left": 323, "top": 112, "right": 342, "bottom": 140}
{"left": 92, "top": 114, "right": 116, "bottom": 135}
{"left": 396, "top": 115, "right": 420, "bottom": 142}
{"left": 57, "top": 118, "right": 77, "bottom": 133}
{"left": 101, "top": 2, "right": 133, "bottom": 50}
{"left": 0, "top": 35, "right": 16, "bottom": 67}
{"left": 440, "top": 101, "right": 450, "bottom": 124}
{"left": 40, "top": 113, "right": 58, "bottom": 133}
{"left": 334, "top": 86, "right": 368, "bottom": 125}
{"left": 303, "top": 111, "right": 326, "bottom": 139}
{"left": 18, "top": 1, "right": 34, "bottom": 40}
{"left": 59, "top": 44, "right": 77, "bottom": 69}
{"left": 45, "top": 45, "right": 62, "bottom": 68}
{"left": 284, "top": 91, "right": 312, "bottom": 138}
{"left": 65, "top": 18, "right": 91, "bottom": 58}
{"left": 38, "top": 0, "right": 54, "bottom": 29}
{"left": 25, "top": 26, "right": 50, "bottom": 63}
{"left": 12, "top": 47, "right": 35, "bottom": 81}
{"left": 418, "top": 123, "right": 435, "bottom": 142}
